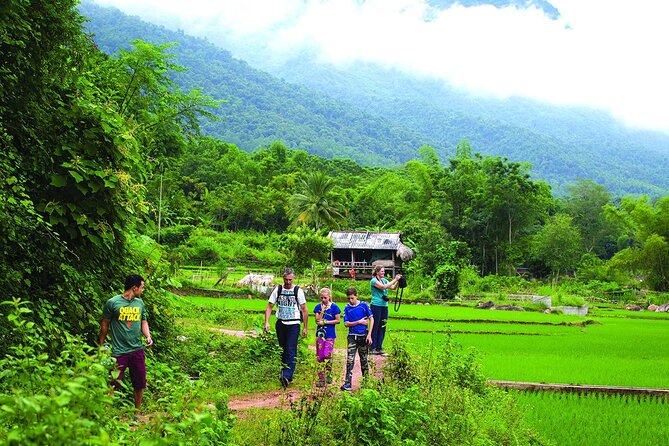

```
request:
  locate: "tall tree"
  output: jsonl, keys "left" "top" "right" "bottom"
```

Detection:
{"left": 562, "top": 179, "right": 618, "bottom": 257}
{"left": 288, "top": 171, "right": 347, "bottom": 230}
{"left": 440, "top": 143, "right": 551, "bottom": 275}
{"left": 282, "top": 226, "right": 333, "bottom": 286}
{"left": 0, "top": 1, "right": 216, "bottom": 354}
{"left": 532, "top": 214, "right": 583, "bottom": 285}
{"left": 606, "top": 196, "right": 669, "bottom": 290}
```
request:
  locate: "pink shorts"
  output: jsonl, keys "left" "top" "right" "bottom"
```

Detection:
{"left": 316, "top": 337, "right": 335, "bottom": 363}
{"left": 113, "top": 348, "right": 147, "bottom": 390}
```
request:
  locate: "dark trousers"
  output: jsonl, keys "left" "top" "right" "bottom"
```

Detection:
{"left": 276, "top": 320, "right": 300, "bottom": 382}
{"left": 370, "top": 304, "right": 388, "bottom": 351}
{"left": 344, "top": 334, "right": 369, "bottom": 385}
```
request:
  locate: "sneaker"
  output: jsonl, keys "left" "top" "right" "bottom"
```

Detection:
{"left": 279, "top": 375, "right": 289, "bottom": 389}
{"left": 377, "top": 349, "right": 387, "bottom": 355}
{"left": 340, "top": 383, "right": 352, "bottom": 391}
{"left": 370, "top": 349, "right": 379, "bottom": 355}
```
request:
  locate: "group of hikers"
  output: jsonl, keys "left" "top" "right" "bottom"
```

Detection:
{"left": 97, "top": 266, "right": 402, "bottom": 419}
{"left": 264, "top": 266, "right": 403, "bottom": 391}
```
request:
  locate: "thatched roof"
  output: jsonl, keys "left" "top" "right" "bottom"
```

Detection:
{"left": 328, "top": 231, "right": 415, "bottom": 260}
{"left": 396, "top": 243, "right": 415, "bottom": 261}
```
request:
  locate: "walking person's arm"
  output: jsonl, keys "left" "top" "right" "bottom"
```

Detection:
{"left": 142, "top": 320, "right": 153, "bottom": 347}
{"left": 301, "top": 303, "right": 308, "bottom": 337}
{"left": 98, "top": 319, "right": 110, "bottom": 346}
{"left": 366, "top": 316, "right": 374, "bottom": 345}
{"left": 264, "top": 303, "right": 274, "bottom": 333}
{"left": 345, "top": 316, "right": 368, "bottom": 327}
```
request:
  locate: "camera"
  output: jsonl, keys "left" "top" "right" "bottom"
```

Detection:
{"left": 398, "top": 276, "right": 407, "bottom": 289}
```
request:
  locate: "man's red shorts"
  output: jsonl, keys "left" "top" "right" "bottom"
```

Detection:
{"left": 113, "top": 348, "right": 146, "bottom": 390}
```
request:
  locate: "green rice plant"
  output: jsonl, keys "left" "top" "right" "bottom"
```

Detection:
{"left": 392, "top": 318, "right": 579, "bottom": 336}
{"left": 409, "top": 315, "right": 669, "bottom": 388}
{"left": 516, "top": 391, "right": 669, "bottom": 446}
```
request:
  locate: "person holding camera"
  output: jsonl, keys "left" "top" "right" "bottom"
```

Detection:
{"left": 369, "top": 265, "right": 401, "bottom": 355}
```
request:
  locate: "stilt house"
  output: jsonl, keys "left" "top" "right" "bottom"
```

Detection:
{"left": 328, "top": 231, "right": 415, "bottom": 279}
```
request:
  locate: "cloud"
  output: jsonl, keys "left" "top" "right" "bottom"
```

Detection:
{"left": 91, "top": 0, "right": 669, "bottom": 133}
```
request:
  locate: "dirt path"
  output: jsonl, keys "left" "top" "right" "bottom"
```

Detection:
{"left": 210, "top": 328, "right": 387, "bottom": 411}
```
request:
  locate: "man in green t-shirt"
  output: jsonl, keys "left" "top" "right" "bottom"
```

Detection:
{"left": 99, "top": 274, "right": 153, "bottom": 412}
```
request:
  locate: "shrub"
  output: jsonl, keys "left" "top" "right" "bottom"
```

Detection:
{"left": 648, "top": 292, "right": 669, "bottom": 305}
{"left": 554, "top": 294, "right": 587, "bottom": 307}
{"left": 0, "top": 299, "right": 129, "bottom": 445}
{"left": 265, "top": 333, "right": 545, "bottom": 445}
{"left": 469, "top": 274, "right": 533, "bottom": 295}
{"left": 434, "top": 263, "right": 460, "bottom": 299}
{"left": 158, "top": 224, "right": 196, "bottom": 247}
{"left": 0, "top": 299, "right": 236, "bottom": 445}
{"left": 175, "top": 229, "right": 287, "bottom": 268}
{"left": 165, "top": 317, "right": 285, "bottom": 394}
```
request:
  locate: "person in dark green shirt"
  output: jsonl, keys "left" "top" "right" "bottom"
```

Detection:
{"left": 99, "top": 274, "right": 153, "bottom": 413}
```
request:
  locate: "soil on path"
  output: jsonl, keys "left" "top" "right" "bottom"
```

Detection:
{"left": 209, "top": 328, "right": 387, "bottom": 411}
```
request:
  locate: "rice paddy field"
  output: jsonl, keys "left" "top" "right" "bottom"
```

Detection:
{"left": 515, "top": 392, "right": 669, "bottom": 445}
{"left": 178, "top": 293, "right": 669, "bottom": 445}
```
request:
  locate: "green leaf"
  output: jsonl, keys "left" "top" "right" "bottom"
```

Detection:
{"left": 69, "top": 171, "right": 84, "bottom": 183}
{"left": 1, "top": 404, "right": 16, "bottom": 414}
{"left": 55, "top": 393, "right": 71, "bottom": 406}
{"left": 50, "top": 174, "right": 68, "bottom": 187}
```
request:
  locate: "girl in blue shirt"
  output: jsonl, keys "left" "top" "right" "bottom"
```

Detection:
{"left": 313, "top": 287, "right": 341, "bottom": 386}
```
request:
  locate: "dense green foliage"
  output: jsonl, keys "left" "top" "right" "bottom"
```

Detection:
{"left": 265, "top": 338, "right": 543, "bottom": 445}
{"left": 0, "top": 300, "right": 235, "bottom": 445}
{"left": 0, "top": 0, "right": 214, "bottom": 354}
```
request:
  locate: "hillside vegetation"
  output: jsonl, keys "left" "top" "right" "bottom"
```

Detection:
{"left": 79, "top": 2, "right": 429, "bottom": 166}
{"left": 80, "top": 1, "right": 669, "bottom": 197}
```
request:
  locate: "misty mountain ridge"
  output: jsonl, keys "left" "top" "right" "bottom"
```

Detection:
{"left": 79, "top": 1, "right": 669, "bottom": 197}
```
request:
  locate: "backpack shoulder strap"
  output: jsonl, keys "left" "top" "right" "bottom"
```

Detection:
{"left": 293, "top": 285, "right": 301, "bottom": 307}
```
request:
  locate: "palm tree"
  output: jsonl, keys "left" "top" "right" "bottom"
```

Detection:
{"left": 288, "top": 172, "right": 346, "bottom": 230}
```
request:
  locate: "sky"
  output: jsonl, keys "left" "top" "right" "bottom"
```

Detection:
{"left": 91, "top": 0, "right": 669, "bottom": 134}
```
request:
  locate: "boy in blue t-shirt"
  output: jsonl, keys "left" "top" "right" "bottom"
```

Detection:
{"left": 340, "top": 286, "right": 374, "bottom": 391}
{"left": 314, "top": 287, "right": 341, "bottom": 387}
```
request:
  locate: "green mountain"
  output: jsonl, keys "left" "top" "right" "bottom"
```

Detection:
{"left": 80, "top": 2, "right": 432, "bottom": 166}
{"left": 79, "top": 1, "right": 669, "bottom": 196}
{"left": 266, "top": 59, "right": 669, "bottom": 196}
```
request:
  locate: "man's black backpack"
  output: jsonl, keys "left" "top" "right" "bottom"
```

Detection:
{"left": 276, "top": 285, "right": 303, "bottom": 323}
